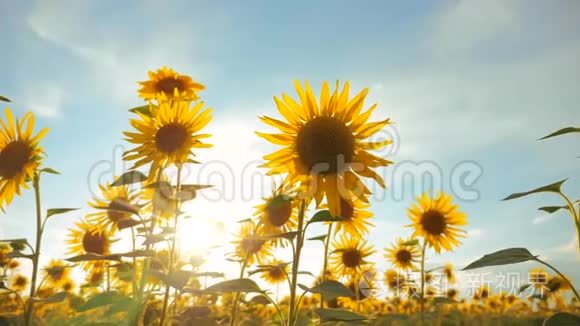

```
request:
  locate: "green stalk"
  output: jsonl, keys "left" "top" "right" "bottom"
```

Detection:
{"left": 289, "top": 200, "right": 306, "bottom": 326}
{"left": 320, "top": 223, "right": 333, "bottom": 309}
{"left": 535, "top": 257, "right": 580, "bottom": 301}
{"left": 559, "top": 192, "right": 580, "bottom": 255}
{"left": 420, "top": 240, "right": 427, "bottom": 326}
{"left": 159, "top": 166, "right": 183, "bottom": 326}
{"left": 229, "top": 259, "right": 248, "bottom": 326}
{"left": 24, "top": 174, "right": 43, "bottom": 326}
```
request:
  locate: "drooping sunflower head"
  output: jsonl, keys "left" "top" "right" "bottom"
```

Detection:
{"left": 67, "top": 219, "right": 113, "bottom": 270}
{"left": 232, "top": 222, "right": 273, "bottom": 265}
{"left": 138, "top": 66, "right": 205, "bottom": 101}
{"left": 0, "top": 109, "right": 48, "bottom": 209}
{"left": 384, "top": 238, "right": 420, "bottom": 271}
{"left": 257, "top": 81, "right": 393, "bottom": 216}
{"left": 407, "top": 193, "right": 467, "bottom": 253}
{"left": 259, "top": 259, "right": 289, "bottom": 285}
{"left": 43, "top": 259, "right": 71, "bottom": 287}
{"left": 254, "top": 184, "right": 297, "bottom": 242}
{"left": 333, "top": 197, "right": 374, "bottom": 240}
{"left": 87, "top": 182, "right": 140, "bottom": 232}
{"left": 142, "top": 174, "right": 178, "bottom": 222}
{"left": 330, "top": 234, "right": 374, "bottom": 277}
{"left": 123, "top": 100, "right": 212, "bottom": 177}
{"left": 547, "top": 275, "right": 572, "bottom": 293}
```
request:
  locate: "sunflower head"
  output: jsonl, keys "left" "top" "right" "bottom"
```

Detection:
{"left": 547, "top": 275, "right": 571, "bottom": 293}
{"left": 257, "top": 81, "right": 393, "bottom": 216}
{"left": 443, "top": 263, "right": 456, "bottom": 283}
{"left": 0, "top": 109, "right": 48, "bottom": 209}
{"left": 138, "top": 66, "right": 205, "bottom": 101}
{"left": 259, "top": 259, "right": 288, "bottom": 285}
{"left": 255, "top": 185, "right": 297, "bottom": 244}
{"left": 528, "top": 268, "right": 549, "bottom": 288}
{"left": 87, "top": 182, "right": 140, "bottom": 232}
{"left": 43, "top": 260, "right": 71, "bottom": 287}
{"left": 384, "top": 238, "right": 420, "bottom": 271}
{"left": 11, "top": 274, "right": 28, "bottom": 292}
{"left": 142, "top": 174, "right": 178, "bottom": 221}
{"left": 123, "top": 100, "right": 212, "bottom": 177}
{"left": 384, "top": 269, "right": 406, "bottom": 293}
{"left": 330, "top": 234, "right": 374, "bottom": 277}
{"left": 407, "top": 193, "right": 467, "bottom": 253}
{"left": 232, "top": 222, "right": 273, "bottom": 265}
{"left": 333, "top": 198, "right": 374, "bottom": 240}
{"left": 67, "top": 219, "right": 113, "bottom": 270}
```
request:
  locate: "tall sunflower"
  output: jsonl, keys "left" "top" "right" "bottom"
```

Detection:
{"left": 138, "top": 66, "right": 205, "bottom": 101}
{"left": 256, "top": 81, "right": 393, "bottom": 216}
{"left": 254, "top": 184, "right": 297, "bottom": 243}
{"left": 407, "top": 193, "right": 467, "bottom": 253}
{"left": 87, "top": 182, "right": 140, "bottom": 232}
{"left": 67, "top": 219, "right": 113, "bottom": 270}
{"left": 232, "top": 222, "right": 273, "bottom": 265}
{"left": 384, "top": 238, "right": 420, "bottom": 271}
{"left": 334, "top": 197, "right": 374, "bottom": 239}
{"left": 330, "top": 234, "right": 374, "bottom": 277}
{"left": 0, "top": 109, "right": 48, "bottom": 209}
{"left": 123, "top": 99, "right": 212, "bottom": 177}
{"left": 43, "top": 260, "right": 71, "bottom": 287}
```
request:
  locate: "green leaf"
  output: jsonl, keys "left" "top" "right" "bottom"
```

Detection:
{"left": 33, "top": 292, "right": 69, "bottom": 304}
{"left": 204, "top": 278, "right": 263, "bottom": 293}
{"left": 110, "top": 171, "right": 147, "bottom": 186}
{"left": 432, "top": 297, "right": 456, "bottom": 305}
{"left": 518, "top": 283, "right": 532, "bottom": 294}
{"left": 299, "top": 280, "right": 354, "bottom": 301}
{"left": 462, "top": 248, "right": 536, "bottom": 270}
{"left": 193, "top": 272, "right": 224, "bottom": 279}
{"left": 141, "top": 234, "right": 167, "bottom": 246}
{"left": 46, "top": 208, "right": 79, "bottom": 219}
{"left": 543, "top": 312, "right": 580, "bottom": 326}
{"left": 502, "top": 179, "right": 567, "bottom": 201}
{"left": 539, "top": 127, "right": 580, "bottom": 140}
{"left": 251, "top": 231, "right": 298, "bottom": 242}
{"left": 166, "top": 270, "right": 193, "bottom": 290}
{"left": 129, "top": 105, "right": 151, "bottom": 116}
{"left": 95, "top": 198, "right": 140, "bottom": 216}
{"left": 40, "top": 168, "right": 60, "bottom": 175}
{"left": 307, "top": 234, "right": 327, "bottom": 242}
{"left": 309, "top": 210, "right": 344, "bottom": 224}
{"left": 314, "top": 308, "right": 367, "bottom": 322}
{"left": 249, "top": 295, "right": 271, "bottom": 305}
{"left": 538, "top": 206, "right": 569, "bottom": 214}
{"left": 237, "top": 218, "right": 253, "bottom": 224}
{"left": 76, "top": 291, "right": 126, "bottom": 312}
{"left": 0, "top": 95, "right": 11, "bottom": 102}
{"left": 120, "top": 250, "right": 155, "bottom": 258}
{"left": 117, "top": 218, "right": 144, "bottom": 230}
{"left": 401, "top": 239, "right": 419, "bottom": 246}
{"left": 66, "top": 253, "right": 121, "bottom": 263}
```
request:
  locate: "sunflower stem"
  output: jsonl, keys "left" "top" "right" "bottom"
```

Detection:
{"left": 160, "top": 166, "right": 183, "bottom": 326}
{"left": 535, "top": 257, "right": 580, "bottom": 301}
{"left": 289, "top": 199, "right": 306, "bottom": 326}
{"left": 420, "top": 239, "right": 427, "bottom": 326}
{"left": 558, "top": 192, "right": 580, "bottom": 255}
{"left": 24, "top": 174, "right": 43, "bottom": 326}
{"left": 229, "top": 259, "right": 248, "bottom": 326}
{"left": 320, "top": 223, "right": 333, "bottom": 309}
{"left": 131, "top": 226, "right": 137, "bottom": 298}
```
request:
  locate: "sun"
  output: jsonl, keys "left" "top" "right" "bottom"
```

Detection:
{"left": 176, "top": 214, "right": 225, "bottom": 257}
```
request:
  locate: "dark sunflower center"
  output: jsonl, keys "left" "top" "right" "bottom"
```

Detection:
{"left": 155, "top": 123, "right": 189, "bottom": 154}
{"left": 156, "top": 78, "right": 185, "bottom": 94}
{"left": 339, "top": 199, "right": 354, "bottom": 220}
{"left": 107, "top": 197, "right": 130, "bottom": 222}
{"left": 269, "top": 267, "right": 284, "bottom": 280}
{"left": 342, "top": 249, "right": 362, "bottom": 268}
{"left": 82, "top": 230, "right": 107, "bottom": 255}
{"left": 421, "top": 210, "right": 447, "bottom": 235}
{"left": 296, "top": 117, "right": 355, "bottom": 174}
{"left": 48, "top": 267, "right": 65, "bottom": 280}
{"left": 396, "top": 249, "right": 412, "bottom": 264}
{"left": 242, "top": 238, "right": 264, "bottom": 255}
{"left": 15, "top": 276, "right": 27, "bottom": 287}
{"left": 0, "top": 141, "right": 32, "bottom": 179}
{"left": 266, "top": 197, "right": 292, "bottom": 227}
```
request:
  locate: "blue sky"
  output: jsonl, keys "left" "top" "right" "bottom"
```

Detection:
{"left": 1, "top": 0, "right": 579, "bottom": 296}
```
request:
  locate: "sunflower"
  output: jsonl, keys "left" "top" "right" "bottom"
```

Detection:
{"left": 407, "top": 193, "right": 467, "bottom": 253}
{"left": 11, "top": 274, "right": 28, "bottom": 292}
{"left": 547, "top": 275, "right": 572, "bottom": 293}
{"left": 232, "top": 222, "right": 273, "bottom": 265}
{"left": 258, "top": 259, "right": 289, "bottom": 285}
{"left": 0, "top": 109, "right": 48, "bottom": 209}
{"left": 87, "top": 182, "right": 141, "bottom": 232}
{"left": 256, "top": 81, "right": 393, "bottom": 216}
{"left": 43, "top": 260, "right": 71, "bottom": 287}
{"left": 123, "top": 99, "right": 212, "bottom": 178}
{"left": 443, "top": 263, "right": 456, "bottom": 284}
{"left": 330, "top": 234, "right": 374, "bottom": 277}
{"left": 67, "top": 219, "right": 113, "bottom": 270}
{"left": 142, "top": 174, "right": 178, "bottom": 222}
{"left": 138, "top": 66, "right": 205, "bottom": 101}
{"left": 384, "top": 269, "right": 407, "bottom": 294}
{"left": 528, "top": 268, "right": 549, "bottom": 288}
{"left": 254, "top": 184, "right": 297, "bottom": 243}
{"left": 384, "top": 238, "right": 420, "bottom": 271}
{"left": 333, "top": 197, "right": 374, "bottom": 239}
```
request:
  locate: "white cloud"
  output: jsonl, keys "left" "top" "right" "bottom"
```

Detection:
{"left": 22, "top": 84, "right": 65, "bottom": 118}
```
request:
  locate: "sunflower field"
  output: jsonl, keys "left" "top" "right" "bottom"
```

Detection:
{"left": 0, "top": 67, "right": 579, "bottom": 326}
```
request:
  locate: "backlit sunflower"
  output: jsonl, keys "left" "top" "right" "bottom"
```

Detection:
{"left": 254, "top": 184, "right": 297, "bottom": 243}
{"left": 0, "top": 109, "right": 48, "bottom": 209}
{"left": 443, "top": 263, "right": 456, "bottom": 284}
{"left": 407, "top": 193, "right": 467, "bottom": 253}
{"left": 330, "top": 234, "right": 374, "bottom": 277}
{"left": 67, "top": 219, "right": 113, "bottom": 270}
{"left": 142, "top": 174, "right": 178, "bottom": 222}
{"left": 258, "top": 259, "right": 289, "bottom": 285}
{"left": 123, "top": 99, "right": 212, "bottom": 178}
{"left": 384, "top": 238, "right": 420, "bottom": 271}
{"left": 257, "top": 81, "right": 393, "bottom": 216}
{"left": 232, "top": 222, "right": 273, "bottom": 265}
{"left": 384, "top": 269, "right": 407, "bottom": 294}
{"left": 43, "top": 259, "right": 71, "bottom": 287}
{"left": 87, "top": 182, "right": 140, "bottom": 232}
{"left": 333, "top": 197, "right": 374, "bottom": 240}
{"left": 138, "top": 66, "right": 205, "bottom": 101}
{"left": 11, "top": 274, "right": 28, "bottom": 292}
